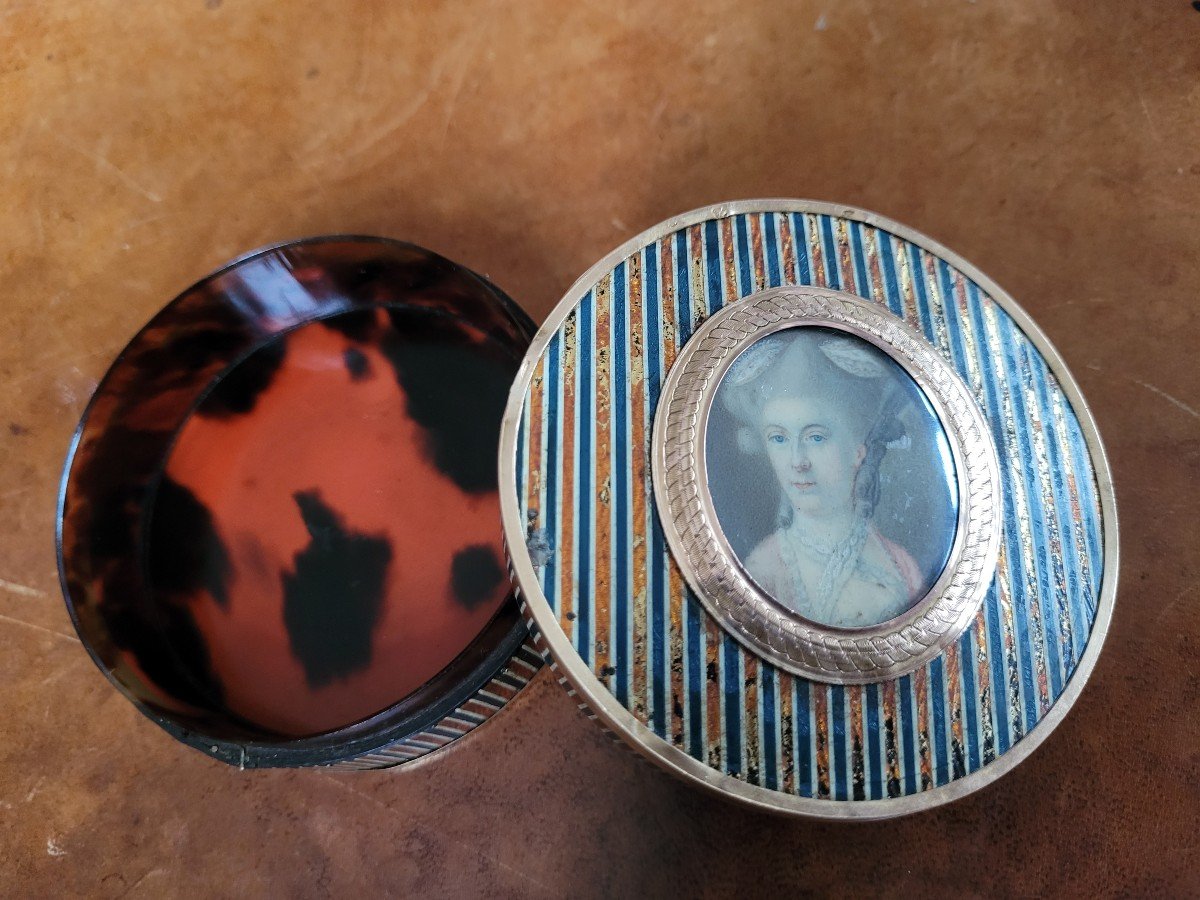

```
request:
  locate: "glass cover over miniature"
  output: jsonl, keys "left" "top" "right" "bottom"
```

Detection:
{"left": 706, "top": 326, "right": 958, "bottom": 628}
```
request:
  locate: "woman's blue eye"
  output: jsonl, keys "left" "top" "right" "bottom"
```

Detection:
{"left": 769, "top": 434, "right": 786, "bottom": 444}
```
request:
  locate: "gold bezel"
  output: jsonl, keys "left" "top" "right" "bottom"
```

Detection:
{"left": 651, "top": 286, "right": 1000, "bottom": 684}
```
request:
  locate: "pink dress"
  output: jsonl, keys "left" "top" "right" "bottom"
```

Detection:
{"left": 745, "top": 526, "right": 923, "bottom": 627}
{"left": 876, "top": 533, "right": 923, "bottom": 601}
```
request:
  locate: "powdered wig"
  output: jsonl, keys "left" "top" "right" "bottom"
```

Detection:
{"left": 720, "top": 328, "right": 911, "bottom": 520}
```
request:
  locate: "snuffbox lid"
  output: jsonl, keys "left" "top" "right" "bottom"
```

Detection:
{"left": 500, "top": 199, "right": 1117, "bottom": 818}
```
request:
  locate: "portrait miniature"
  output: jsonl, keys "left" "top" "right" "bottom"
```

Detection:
{"left": 705, "top": 326, "right": 958, "bottom": 629}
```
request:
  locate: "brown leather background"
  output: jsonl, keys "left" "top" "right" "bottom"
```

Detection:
{"left": 2, "top": 1, "right": 1197, "bottom": 896}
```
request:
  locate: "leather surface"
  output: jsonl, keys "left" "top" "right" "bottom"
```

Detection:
{"left": 1, "top": 0, "right": 1197, "bottom": 895}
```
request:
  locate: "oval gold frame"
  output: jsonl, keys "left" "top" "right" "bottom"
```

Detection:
{"left": 651, "top": 286, "right": 1001, "bottom": 684}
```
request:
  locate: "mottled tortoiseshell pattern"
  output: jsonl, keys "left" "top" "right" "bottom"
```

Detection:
{"left": 58, "top": 237, "right": 537, "bottom": 767}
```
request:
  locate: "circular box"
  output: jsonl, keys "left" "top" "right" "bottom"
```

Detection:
{"left": 500, "top": 200, "right": 1117, "bottom": 818}
{"left": 58, "top": 237, "right": 541, "bottom": 768}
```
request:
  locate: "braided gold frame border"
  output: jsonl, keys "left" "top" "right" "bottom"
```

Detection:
{"left": 651, "top": 286, "right": 1002, "bottom": 684}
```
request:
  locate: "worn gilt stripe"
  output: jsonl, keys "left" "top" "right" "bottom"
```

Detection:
{"left": 945, "top": 642, "right": 967, "bottom": 780}
{"left": 704, "top": 618, "right": 722, "bottom": 769}
{"left": 865, "top": 225, "right": 887, "bottom": 307}
{"left": 806, "top": 215, "right": 826, "bottom": 287}
{"left": 593, "top": 274, "right": 614, "bottom": 682}
{"left": 525, "top": 354, "right": 546, "bottom": 548}
{"left": 778, "top": 674, "right": 796, "bottom": 793}
{"left": 628, "top": 253, "right": 649, "bottom": 718}
{"left": 749, "top": 215, "right": 767, "bottom": 292}
{"left": 922, "top": 250, "right": 953, "bottom": 358}
{"left": 882, "top": 680, "right": 902, "bottom": 797}
{"left": 891, "top": 235, "right": 921, "bottom": 328}
{"left": 721, "top": 218, "right": 738, "bottom": 307}
{"left": 558, "top": 310, "right": 578, "bottom": 635}
{"left": 834, "top": 218, "right": 856, "bottom": 293}
{"left": 661, "top": 239, "right": 688, "bottom": 751}
{"left": 688, "top": 225, "right": 706, "bottom": 324}
{"left": 743, "top": 656, "right": 760, "bottom": 785}
{"left": 914, "top": 668, "right": 933, "bottom": 791}
{"left": 780, "top": 213, "right": 799, "bottom": 282}
{"left": 973, "top": 607, "right": 997, "bottom": 764}
{"left": 996, "top": 544, "right": 1025, "bottom": 744}
{"left": 813, "top": 687, "right": 831, "bottom": 798}
{"left": 849, "top": 685, "right": 866, "bottom": 800}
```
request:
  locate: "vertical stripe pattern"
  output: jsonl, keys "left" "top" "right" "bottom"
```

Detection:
{"left": 330, "top": 640, "right": 543, "bottom": 770}
{"left": 516, "top": 212, "right": 1104, "bottom": 803}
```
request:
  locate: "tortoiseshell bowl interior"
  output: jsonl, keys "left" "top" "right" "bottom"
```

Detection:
{"left": 57, "top": 237, "right": 535, "bottom": 767}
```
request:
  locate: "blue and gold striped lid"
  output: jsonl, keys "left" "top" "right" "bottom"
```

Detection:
{"left": 500, "top": 200, "right": 1116, "bottom": 818}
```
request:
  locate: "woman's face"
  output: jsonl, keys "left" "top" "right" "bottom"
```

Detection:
{"left": 760, "top": 395, "right": 864, "bottom": 518}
